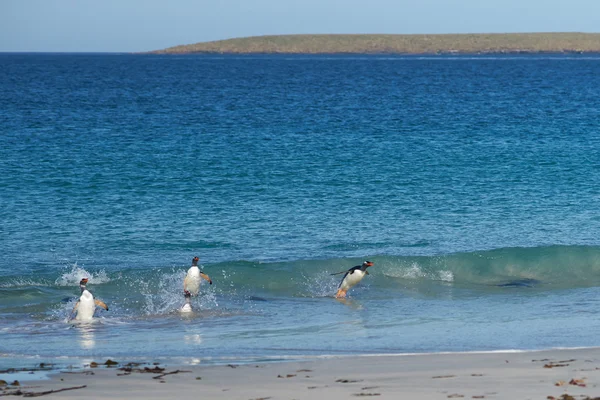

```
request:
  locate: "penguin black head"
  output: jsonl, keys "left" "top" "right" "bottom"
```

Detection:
{"left": 192, "top": 256, "right": 199, "bottom": 266}
{"left": 362, "top": 261, "right": 374, "bottom": 270}
{"left": 79, "top": 278, "right": 89, "bottom": 292}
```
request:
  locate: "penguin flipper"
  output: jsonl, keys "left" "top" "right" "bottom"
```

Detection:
{"left": 69, "top": 301, "right": 80, "bottom": 320}
{"left": 200, "top": 272, "right": 212, "bottom": 285}
{"left": 95, "top": 299, "right": 109, "bottom": 311}
{"left": 331, "top": 270, "right": 349, "bottom": 276}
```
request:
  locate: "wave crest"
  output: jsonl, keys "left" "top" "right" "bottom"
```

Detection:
{"left": 54, "top": 263, "right": 111, "bottom": 286}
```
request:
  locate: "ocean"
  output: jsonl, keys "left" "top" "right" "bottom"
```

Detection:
{"left": 2, "top": 53, "right": 600, "bottom": 369}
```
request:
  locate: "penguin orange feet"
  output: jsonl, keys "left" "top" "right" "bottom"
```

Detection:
{"left": 335, "top": 289, "right": 347, "bottom": 298}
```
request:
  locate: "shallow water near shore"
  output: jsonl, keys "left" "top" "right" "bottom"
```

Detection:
{"left": 2, "top": 53, "right": 600, "bottom": 369}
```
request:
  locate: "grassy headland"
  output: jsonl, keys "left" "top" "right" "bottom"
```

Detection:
{"left": 151, "top": 33, "right": 600, "bottom": 54}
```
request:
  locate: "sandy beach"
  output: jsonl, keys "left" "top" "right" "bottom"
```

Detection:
{"left": 3, "top": 348, "right": 600, "bottom": 399}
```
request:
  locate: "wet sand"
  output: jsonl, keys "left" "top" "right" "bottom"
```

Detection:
{"left": 3, "top": 348, "right": 600, "bottom": 399}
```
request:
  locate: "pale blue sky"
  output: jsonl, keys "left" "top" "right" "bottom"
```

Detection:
{"left": 1, "top": 0, "right": 599, "bottom": 52}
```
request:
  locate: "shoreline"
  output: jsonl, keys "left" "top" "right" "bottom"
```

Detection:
{"left": 3, "top": 346, "right": 600, "bottom": 372}
{"left": 3, "top": 348, "right": 600, "bottom": 399}
{"left": 3, "top": 346, "right": 599, "bottom": 373}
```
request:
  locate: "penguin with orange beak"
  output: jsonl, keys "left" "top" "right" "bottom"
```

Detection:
{"left": 183, "top": 256, "right": 212, "bottom": 296}
{"left": 70, "top": 278, "right": 109, "bottom": 321}
{"left": 332, "top": 261, "right": 374, "bottom": 298}
{"left": 181, "top": 256, "right": 212, "bottom": 312}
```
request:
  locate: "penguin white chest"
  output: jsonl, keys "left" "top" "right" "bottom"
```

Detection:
{"left": 340, "top": 270, "right": 366, "bottom": 290}
{"left": 185, "top": 267, "right": 201, "bottom": 295}
{"left": 76, "top": 290, "right": 95, "bottom": 321}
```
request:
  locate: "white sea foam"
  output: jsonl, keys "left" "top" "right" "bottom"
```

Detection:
{"left": 54, "top": 263, "right": 111, "bottom": 286}
{"left": 0, "top": 278, "right": 52, "bottom": 288}
{"left": 140, "top": 270, "right": 218, "bottom": 316}
{"left": 438, "top": 270, "right": 454, "bottom": 282}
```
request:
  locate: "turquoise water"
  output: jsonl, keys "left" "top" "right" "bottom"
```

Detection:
{"left": 2, "top": 54, "right": 600, "bottom": 368}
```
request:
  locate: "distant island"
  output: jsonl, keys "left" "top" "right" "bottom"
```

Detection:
{"left": 151, "top": 33, "right": 600, "bottom": 55}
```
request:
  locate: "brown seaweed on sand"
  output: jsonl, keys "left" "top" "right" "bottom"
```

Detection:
{"left": 117, "top": 366, "right": 164, "bottom": 374}
{"left": 151, "top": 370, "right": 191, "bottom": 380}
{"left": 0, "top": 385, "right": 86, "bottom": 398}
{"left": 544, "top": 362, "right": 570, "bottom": 368}
{"left": 568, "top": 378, "right": 586, "bottom": 387}
{"left": 115, "top": 365, "right": 189, "bottom": 380}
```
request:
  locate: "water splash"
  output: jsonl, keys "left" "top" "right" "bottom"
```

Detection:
{"left": 54, "top": 263, "right": 110, "bottom": 286}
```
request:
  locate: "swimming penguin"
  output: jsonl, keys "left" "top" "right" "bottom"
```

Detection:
{"left": 183, "top": 256, "right": 212, "bottom": 297}
{"left": 70, "top": 278, "right": 109, "bottom": 321}
{"left": 332, "top": 261, "right": 374, "bottom": 298}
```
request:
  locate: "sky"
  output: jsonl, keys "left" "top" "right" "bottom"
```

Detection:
{"left": 1, "top": 0, "right": 599, "bottom": 52}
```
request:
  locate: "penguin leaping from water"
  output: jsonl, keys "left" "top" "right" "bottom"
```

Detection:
{"left": 332, "top": 261, "right": 374, "bottom": 298}
{"left": 70, "top": 278, "right": 109, "bottom": 321}
{"left": 181, "top": 257, "right": 212, "bottom": 313}
{"left": 183, "top": 256, "right": 212, "bottom": 296}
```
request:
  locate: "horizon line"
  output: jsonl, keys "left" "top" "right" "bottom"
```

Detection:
{"left": 2, "top": 31, "right": 600, "bottom": 54}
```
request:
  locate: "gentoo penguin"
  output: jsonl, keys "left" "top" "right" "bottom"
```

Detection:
{"left": 183, "top": 256, "right": 212, "bottom": 296}
{"left": 71, "top": 278, "right": 109, "bottom": 321}
{"left": 332, "top": 261, "right": 374, "bottom": 298}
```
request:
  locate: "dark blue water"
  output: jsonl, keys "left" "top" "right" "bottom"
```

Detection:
{"left": 2, "top": 54, "right": 600, "bottom": 368}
